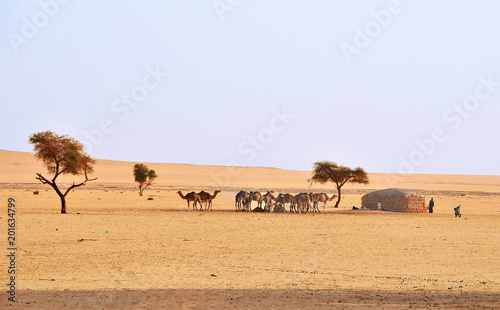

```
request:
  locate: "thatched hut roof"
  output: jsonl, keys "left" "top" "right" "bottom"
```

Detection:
{"left": 362, "top": 188, "right": 423, "bottom": 198}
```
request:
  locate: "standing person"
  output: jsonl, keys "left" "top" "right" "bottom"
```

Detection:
{"left": 429, "top": 198, "right": 434, "bottom": 213}
{"left": 377, "top": 201, "right": 382, "bottom": 210}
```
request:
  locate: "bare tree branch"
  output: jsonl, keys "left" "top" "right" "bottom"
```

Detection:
{"left": 36, "top": 173, "right": 53, "bottom": 186}
{"left": 63, "top": 169, "right": 97, "bottom": 196}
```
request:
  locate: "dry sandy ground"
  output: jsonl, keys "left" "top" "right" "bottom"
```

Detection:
{"left": 0, "top": 150, "right": 499, "bottom": 309}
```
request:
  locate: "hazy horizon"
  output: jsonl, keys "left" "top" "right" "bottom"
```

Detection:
{"left": 2, "top": 1, "right": 499, "bottom": 175}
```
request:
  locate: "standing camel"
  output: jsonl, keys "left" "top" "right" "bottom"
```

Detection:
{"left": 275, "top": 193, "right": 294, "bottom": 212}
{"left": 310, "top": 193, "right": 337, "bottom": 213}
{"left": 205, "top": 190, "right": 221, "bottom": 211}
{"left": 241, "top": 197, "right": 253, "bottom": 212}
{"left": 177, "top": 191, "right": 203, "bottom": 211}
{"left": 293, "top": 193, "right": 311, "bottom": 213}
{"left": 262, "top": 191, "right": 276, "bottom": 212}
{"left": 235, "top": 190, "right": 249, "bottom": 211}
{"left": 197, "top": 191, "right": 210, "bottom": 211}
{"left": 244, "top": 191, "right": 264, "bottom": 211}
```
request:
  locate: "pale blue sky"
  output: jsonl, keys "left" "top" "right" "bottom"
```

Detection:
{"left": 1, "top": 1, "right": 499, "bottom": 175}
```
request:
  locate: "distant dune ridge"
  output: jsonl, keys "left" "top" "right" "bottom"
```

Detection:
{"left": 1, "top": 149, "right": 500, "bottom": 193}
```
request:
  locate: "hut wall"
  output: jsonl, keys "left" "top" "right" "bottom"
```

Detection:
{"left": 361, "top": 195, "right": 426, "bottom": 213}
{"left": 406, "top": 197, "right": 426, "bottom": 213}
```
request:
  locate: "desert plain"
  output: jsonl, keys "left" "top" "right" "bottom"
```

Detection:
{"left": 0, "top": 150, "right": 499, "bottom": 309}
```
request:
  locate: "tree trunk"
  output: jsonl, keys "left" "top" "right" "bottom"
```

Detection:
{"left": 59, "top": 194, "right": 67, "bottom": 214}
{"left": 52, "top": 183, "right": 67, "bottom": 214}
{"left": 139, "top": 186, "right": 143, "bottom": 196}
{"left": 335, "top": 187, "right": 342, "bottom": 208}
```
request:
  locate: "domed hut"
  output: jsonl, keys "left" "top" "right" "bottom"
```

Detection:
{"left": 361, "top": 188, "right": 426, "bottom": 213}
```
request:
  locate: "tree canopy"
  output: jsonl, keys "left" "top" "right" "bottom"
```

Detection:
{"left": 29, "top": 131, "right": 96, "bottom": 213}
{"left": 310, "top": 161, "right": 369, "bottom": 208}
{"left": 133, "top": 163, "right": 158, "bottom": 196}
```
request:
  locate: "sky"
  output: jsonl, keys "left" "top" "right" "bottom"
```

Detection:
{"left": 1, "top": 1, "right": 500, "bottom": 175}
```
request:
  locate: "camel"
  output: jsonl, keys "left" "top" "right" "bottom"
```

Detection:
{"left": 275, "top": 193, "right": 294, "bottom": 212}
{"left": 205, "top": 190, "right": 221, "bottom": 211}
{"left": 241, "top": 197, "right": 251, "bottom": 212}
{"left": 310, "top": 193, "right": 338, "bottom": 213}
{"left": 235, "top": 190, "right": 249, "bottom": 211}
{"left": 289, "top": 194, "right": 298, "bottom": 213}
{"left": 243, "top": 191, "right": 264, "bottom": 211}
{"left": 273, "top": 202, "right": 285, "bottom": 213}
{"left": 293, "top": 193, "right": 311, "bottom": 213}
{"left": 177, "top": 191, "right": 203, "bottom": 211}
{"left": 262, "top": 191, "right": 276, "bottom": 212}
{"left": 196, "top": 191, "right": 210, "bottom": 211}
{"left": 252, "top": 206, "right": 266, "bottom": 212}
{"left": 274, "top": 203, "right": 285, "bottom": 213}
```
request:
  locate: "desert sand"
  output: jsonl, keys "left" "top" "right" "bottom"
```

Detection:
{"left": 1, "top": 150, "right": 499, "bottom": 309}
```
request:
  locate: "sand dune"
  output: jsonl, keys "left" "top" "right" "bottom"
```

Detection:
{"left": 0, "top": 149, "right": 499, "bottom": 309}
{"left": 2, "top": 149, "right": 500, "bottom": 193}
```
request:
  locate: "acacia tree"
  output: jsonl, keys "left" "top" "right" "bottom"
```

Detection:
{"left": 310, "top": 161, "right": 369, "bottom": 208}
{"left": 133, "top": 164, "right": 157, "bottom": 196}
{"left": 29, "top": 131, "right": 97, "bottom": 214}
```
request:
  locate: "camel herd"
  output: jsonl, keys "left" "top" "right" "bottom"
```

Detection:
{"left": 235, "top": 190, "right": 337, "bottom": 213}
{"left": 177, "top": 190, "right": 337, "bottom": 213}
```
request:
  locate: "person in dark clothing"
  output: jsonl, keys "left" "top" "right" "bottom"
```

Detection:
{"left": 429, "top": 198, "right": 434, "bottom": 213}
